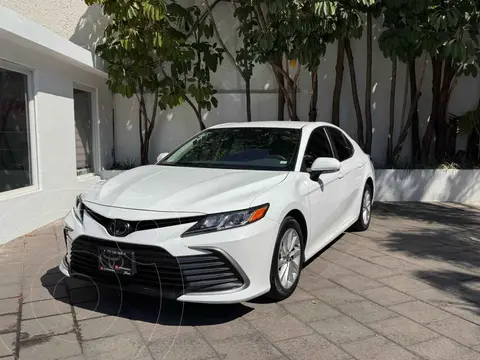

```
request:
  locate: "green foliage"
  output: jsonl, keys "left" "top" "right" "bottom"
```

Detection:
{"left": 163, "top": 5, "right": 224, "bottom": 116}
{"left": 450, "top": 107, "right": 480, "bottom": 139}
{"left": 110, "top": 158, "right": 137, "bottom": 170}
{"left": 86, "top": 0, "right": 224, "bottom": 120}
{"left": 379, "top": 0, "right": 480, "bottom": 73}
{"left": 233, "top": 1, "right": 340, "bottom": 72}
{"left": 85, "top": 0, "right": 183, "bottom": 98}
{"left": 233, "top": 3, "right": 257, "bottom": 81}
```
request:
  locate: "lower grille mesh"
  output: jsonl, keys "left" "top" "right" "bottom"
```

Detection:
{"left": 69, "top": 236, "right": 244, "bottom": 297}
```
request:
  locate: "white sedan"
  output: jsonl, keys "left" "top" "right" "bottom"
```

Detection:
{"left": 60, "top": 121, "right": 375, "bottom": 303}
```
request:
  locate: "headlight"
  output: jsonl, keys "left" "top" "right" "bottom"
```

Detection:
{"left": 182, "top": 203, "right": 269, "bottom": 236}
{"left": 73, "top": 194, "right": 84, "bottom": 223}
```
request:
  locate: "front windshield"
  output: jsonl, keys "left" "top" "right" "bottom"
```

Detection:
{"left": 160, "top": 127, "right": 301, "bottom": 171}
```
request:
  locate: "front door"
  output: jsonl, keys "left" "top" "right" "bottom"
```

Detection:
{"left": 300, "top": 127, "right": 344, "bottom": 258}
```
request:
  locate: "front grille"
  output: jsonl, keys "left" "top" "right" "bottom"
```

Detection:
{"left": 84, "top": 206, "right": 204, "bottom": 237}
{"left": 69, "top": 236, "right": 245, "bottom": 297}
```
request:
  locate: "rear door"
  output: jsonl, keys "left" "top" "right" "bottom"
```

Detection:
{"left": 325, "top": 127, "right": 363, "bottom": 225}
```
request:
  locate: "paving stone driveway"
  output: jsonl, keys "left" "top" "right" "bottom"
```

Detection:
{"left": 1, "top": 202, "right": 480, "bottom": 360}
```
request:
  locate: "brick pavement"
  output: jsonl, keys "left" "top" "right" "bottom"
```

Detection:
{"left": 0, "top": 202, "right": 479, "bottom": 360}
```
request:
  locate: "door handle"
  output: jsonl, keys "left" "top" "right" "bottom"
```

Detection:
{"left": 338, "top": 172, "right": 344, "bottom": 179}
{"left": 358, "top": 163, "right": 364, "bottom": 168}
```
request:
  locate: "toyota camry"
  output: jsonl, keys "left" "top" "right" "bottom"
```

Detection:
{"left": 60, "top": 121, "right": 375, "bottom": 303}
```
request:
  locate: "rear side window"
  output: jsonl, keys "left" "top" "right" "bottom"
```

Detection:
{"left": 301, "top": 127, "right": 334, "bottom": 171}
{"left": 326, "top": 127, "right": 354, "bottom": 162}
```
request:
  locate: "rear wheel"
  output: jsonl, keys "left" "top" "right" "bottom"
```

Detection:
{"left": 267, "top": 216, "right": 304, "bottom": 300}
{"left": 352, "top": 184, "right": 372, "bottom": 231}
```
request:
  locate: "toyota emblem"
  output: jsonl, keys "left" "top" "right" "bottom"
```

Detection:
{"left": 108, "top": 219, "right": 131, "bottom": 237}
{"left": 99, "top": 249, "right": 124, "bottom": 269}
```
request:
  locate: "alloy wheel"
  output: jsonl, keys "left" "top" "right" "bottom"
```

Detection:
{"left": 362, "top": 189, "right": 372, "bottom": 225}
{"left": 277, "top": 228, "right": 301, "bottom": 289}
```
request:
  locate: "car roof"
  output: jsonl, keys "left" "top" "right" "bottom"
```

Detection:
{"left": 209, "top": 121, "right": 333, "bottom": 130}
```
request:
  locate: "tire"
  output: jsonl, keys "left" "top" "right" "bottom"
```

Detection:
{"left": 267, "top": 216, "right": 305, "bottom": 300}
{"left": 351, "top": 184, "right": 372, "bottom": 231}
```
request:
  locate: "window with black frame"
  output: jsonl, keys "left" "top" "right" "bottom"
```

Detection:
{"left": 302, "top": 127, "right": 334, "bottom": 172}
{"left": 0, "top": 67, "right": 32, "bottom": 193}
{"left": 74, "top": 88, "right": 94, "bottom": 176}
{"left": 326, "top": 127, "right": 354, "bottom": 162}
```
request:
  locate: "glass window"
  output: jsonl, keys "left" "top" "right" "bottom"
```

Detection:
{"left": 302, "top": 127, "right": 334, "bottom": 171}
{"left": 0, "top": 67, "right": 32, "bottom": 193}
{"left": 161, "top": 127, "right": 301, "bottom": 171}
{"left": 326, "top": 127, "right": 354, "bottom": 162}
{"left": 74, "top": 89, "right": 93, "bottom": 176}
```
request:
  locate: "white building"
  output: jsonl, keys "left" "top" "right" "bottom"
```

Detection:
{"left": 0, "top": 1, "right": 479, "bottom": 244}
{"left": 0, "top": 2, "right": 113, "bottom": 244}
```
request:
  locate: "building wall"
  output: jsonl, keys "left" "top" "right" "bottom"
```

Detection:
{"left": 0, "top": 0, "right": 106, "bottom": 51}
{"left": 114, "top": 1, "right": 480, "bottom": 167}
{"left": 0, "top": 5, "right": 113, "bottom": 244}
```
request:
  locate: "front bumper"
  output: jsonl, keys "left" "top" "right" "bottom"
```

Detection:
{"left": 60, "top": 207, "right": 278, "bottom": 303}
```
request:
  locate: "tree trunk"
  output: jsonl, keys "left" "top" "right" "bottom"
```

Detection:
{"left": 309, "top": 70, "right": 318, "bottom": 122}
{"left": 421, "top": 57, "right": 442, "bottom": 164}
{"left": 138, "top": 100, "right": 147, "bottom": 165}
{"left": 141, "top": 138, "right": 150, "bottom": 165}
{"left": 278, "top": 90, "right": 285, "bottom": 120}
{"left": 271, "top": 58, "right": 299, "bottom": 121}
{"left": 387, "top": 58, "right": 397, "bottom": 166}
{"left": 423, "top": 58, "right": 456, "bottom": 164}
{"left": 272, "top": 58, "right": 285, "bottom": 120}
{"left": 408, "top": 60, "right": 420, "bottom": 163}
{"left": 467, "top": 128, "right": 480, "bottom": 163}
{"left": 364, "top": 12, "right": 373, "bottom": 154}
{"left": 245, "top": 77, "right": 252, "bottom": 122}
{"left": 345, "top": 38, "right": 364, "bottom": 149}
{"left": 393, "top": 57, "right": 428, "bottom": 160}
{"left": 137, "top": 91, "right": 159, "bottom": 165}
{"left": 446, "top": 119, "right": 457, "bottom": 160}
{"left": 288, "top": 79, "right": 299, "bottom": 121}
{"left": 332, "top": 39, "right": 345, "bottom": 126}
{"left": 434, "top": 62, "right": 456, "bottom": 163}
{"left": 400, "top": 64, "right": 409, "bottom": 131}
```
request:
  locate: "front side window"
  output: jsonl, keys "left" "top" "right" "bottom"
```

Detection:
{"left": 0, "top": 67, "right": 32, "bottom": 193}
{"left": 326, "top": 127, "right": 354, "bottom": 162}
{"left": 161, "top": 127, "right": 301, "bottom": 171}
{"left": 74, "top": 89, "right": 93, "bottom": 176}
{"left": 302, "top": 127, "right": 334, "bottom": 171}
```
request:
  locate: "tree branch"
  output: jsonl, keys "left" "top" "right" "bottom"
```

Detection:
{"left": 253, "top": 5, "right": 267, "bottom": 30}
{"left": 186, "top": 0, "right": 227, "bottom": 38}
{"left": 185, "top": 96, "right": 205, "bottom": 130}
{"left": 205, "top": 0, "right": 244, "bottom": 77}
{"left": 272, "top": 62, "right": 291, "bottom": 81}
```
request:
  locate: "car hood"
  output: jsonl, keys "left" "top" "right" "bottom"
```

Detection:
{"left": 83, "top": 165, "right": 288, "bottom": 214}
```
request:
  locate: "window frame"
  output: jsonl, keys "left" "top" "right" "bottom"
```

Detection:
{"left": 324, "top": 126, "right": 355, "bottom": 162}
{"left": 0, "top": 58, "right": 39, "bottom": 199}
{"left": 73, "top": 82, "right": 100, "bottom": 178}
{"left": 300, "top": 126, "right": 336, "bottom": 173}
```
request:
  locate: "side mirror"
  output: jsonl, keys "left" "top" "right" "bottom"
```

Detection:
{"left": 309, "top": 157, "right": 340, "bottom": 181}
{"left": 156, "top": 152, "right": 168, "bottom": 163}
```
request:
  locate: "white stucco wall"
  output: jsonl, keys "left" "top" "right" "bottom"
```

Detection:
{"left": 375, "top": 170, "right": 480, "bottom": 204}
{"left": 113, "top": 1, "right": 480, "bottom": 167}
{"left": 0, "top": 0, "right": 106, "bottom": 51}
{"left": 0, "top": 6, "right": 113, "bottom": 244}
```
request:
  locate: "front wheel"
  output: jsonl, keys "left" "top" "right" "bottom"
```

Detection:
{"left": 267, "top": 216, "right": 304, "bottom": 300}
{"left": 352, "top": 184, "right": 372, "bottom": 231}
